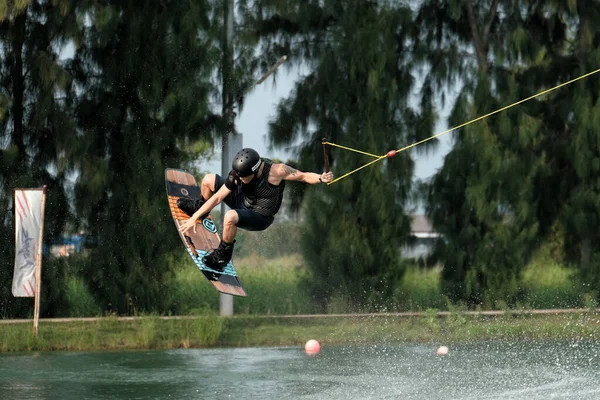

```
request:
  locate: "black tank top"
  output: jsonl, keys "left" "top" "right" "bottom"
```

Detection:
{"left": 241, "top": 159, "right": 285, "bottom": 217}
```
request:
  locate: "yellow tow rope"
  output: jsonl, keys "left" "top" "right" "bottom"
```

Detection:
{"left": 324, "top": 67, "right": 600, "bottom": 185}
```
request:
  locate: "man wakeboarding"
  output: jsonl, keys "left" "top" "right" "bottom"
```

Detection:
{"left": 178, "top": 148, "right": 334, "bottom": 270}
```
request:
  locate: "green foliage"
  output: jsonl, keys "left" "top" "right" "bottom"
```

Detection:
{"left": 520, "top": 260, "right": 583, "bottom": 309}
{"left": 250, "top": 1, "right": 419, "bottom": 309}
{"left": 528, "top": 258, "right": 583, "bottom": 310}
{"left": 562, "top": 79, "right": 600, "bottom": 292}
{"left": 430, "top": 84, "right": 543, "bottom": 306}
{"left": 69, "top": 0, "right": 219, "bottom": 314}
{"left": 234, "top": 256, "right": 314, "bottom": 315}
{"left": 167, "top": 253, "right": 219, "bottom": 315}
{"left": 169, "top": 253, "right": 315, "bottom": 315}
{"left": 2, "top": 250, "right": 594, "bottom": 322}
{"left": 0, "top": 316, "right": 224, "bottom": 352}
{"left": 0, "top": 0, "right": 79, "bottom": 317}
{"left": 136, "top": 314, "right": 224, "bottom": 349}
{"left": 0, "top": 256, "right": 72, "bottom": 319}
{"left": 418, "top": 0, "right": 600, "bottom": 306}
{"left": 235, "top": 220, "right": 302, "bottom": 259}
{"left": 37, "top": 257, "right": 71, "bottom": 317}
{"left": 393, "top": 266, "right": 446, "bottom": 311}
{"left": 398, "top": 249, "right": 589, "bottom": 311}
{"left": 0, "top": 0, "right": 31, "bottom": 21}
{"left": 65, "top": 277, "right": 101, "bottom": 317}
{"left": 3, "top": 0, "right": 600, "bottom": 318}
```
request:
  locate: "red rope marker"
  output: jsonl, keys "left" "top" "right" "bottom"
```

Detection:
{"left": 386, "top": 150, "right": 397, "bottom": 158}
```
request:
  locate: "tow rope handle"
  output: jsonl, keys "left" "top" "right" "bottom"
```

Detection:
{"left": 322, "top": 138, "right": 330, "bottom": 173}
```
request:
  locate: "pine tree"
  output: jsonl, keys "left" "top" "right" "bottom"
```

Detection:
{"left": 0, "top": 0, "right": 79, "bottom": 316}
{"left": 418, "top": 0, "right": 560, "bottom": 305}
{"left": 553, "top": 2, "right": 600, "bottom": 293}
{"left": 247, "top": 1, "right": 427, "bottom": 309}
{"left": 70, "top": 0, "right": 219, "bottom": 313}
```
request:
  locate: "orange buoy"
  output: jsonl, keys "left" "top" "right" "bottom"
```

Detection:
{"left": 305, "top": 339, "right": 321, "bottom": 355}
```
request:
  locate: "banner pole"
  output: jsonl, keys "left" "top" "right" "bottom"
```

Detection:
{"left": 33, "top": 186, "right": 47, "bottom": 337}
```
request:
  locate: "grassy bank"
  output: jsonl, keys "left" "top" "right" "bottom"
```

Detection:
{"left": 55, "top": 241, "right": 592, "bottom": 318}
{"left": 168, "top": 249, "right": 592, "bottom": 315}
{"left": 0, "top": 315, "right": 223, "bottom": 352}
{"left": 3, "top": 248, "right": 594, "bottom": 353}
{"left": 2, "top": 311, "right": 600, "bottom": 352}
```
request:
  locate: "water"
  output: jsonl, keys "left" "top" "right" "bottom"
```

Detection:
{"left": 1, "top": 340, "right": 599, "bottom": 399}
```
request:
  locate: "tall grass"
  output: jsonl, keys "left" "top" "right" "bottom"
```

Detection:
{"left": 5, "top": 312, "right": 600, "bottom": 352}
{"left": 234, "top": 253, "right": 315, "bottom": 314}
{"left": 168, "top": 253, "right": 219, "bottom": 314}
{"left": 520, "top": 253, "right": 586, "bottom": 309}
{"left": 170, "top": 253, "right": 315, "bottom": 315}
{"left": 65, "top": 277, "right": 101, "bottom": 317}
{"left": 65, "top": 248, "right": 592, "bottom": 317}
{"left": 391, "top": 249, "right": 587, "bottom": 311}
{"left": 392, "top": 265, "right": 447, "bottom": 311}
{"left": 0, "top": 316, "right": 223, "bottom": 352}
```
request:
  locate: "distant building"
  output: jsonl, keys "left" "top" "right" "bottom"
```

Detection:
{"left": 44, "top": 234, "right": 97, "bottom": 257}
{"left": 402, "top": 214, "right": 439, "bottom": 259}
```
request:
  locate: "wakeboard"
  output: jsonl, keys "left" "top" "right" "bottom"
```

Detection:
{"left": 165, "top": 168, "right": 247, "bottom": 297}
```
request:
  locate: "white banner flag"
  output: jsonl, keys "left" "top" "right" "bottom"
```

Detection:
{"left": 13, "top": 189, "right": 45, "bottom": 297}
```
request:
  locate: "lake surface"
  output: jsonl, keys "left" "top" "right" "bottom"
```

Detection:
{"left": 1, "top": 340, "right": 599, "bottom": 399}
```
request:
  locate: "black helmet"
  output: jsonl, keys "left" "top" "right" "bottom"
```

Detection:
{"left": 232, "top": 148, "right": 261, "bottom": 177}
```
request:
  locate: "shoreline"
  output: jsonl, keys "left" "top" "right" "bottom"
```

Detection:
{"left": 1, "top": 309, "right": 599, "bottom": 353}
{"left": 2, "top": 307, "right": 598, "bottom": 325}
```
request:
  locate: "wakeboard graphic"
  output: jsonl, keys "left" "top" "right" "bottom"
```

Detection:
{"left": 165, "top": 168, "right": 246, "bottom": 297}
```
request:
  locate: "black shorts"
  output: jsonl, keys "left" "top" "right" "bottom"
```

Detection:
{"left": 214, "top": 174, "right": 274, "bottom": 231}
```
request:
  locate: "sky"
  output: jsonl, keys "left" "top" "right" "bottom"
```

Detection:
{"left": 206, "top": 65, "right": 455, "bottom": 182}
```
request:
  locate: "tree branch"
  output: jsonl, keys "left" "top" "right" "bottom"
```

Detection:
{"left": 466, "top": 0, "right": 500, "bottom": 71}
{"left": 466, "top": 0, "right": 485, "bottom": 69}
{"left": 482, "top": 0, "right": 500, "bottom": 45}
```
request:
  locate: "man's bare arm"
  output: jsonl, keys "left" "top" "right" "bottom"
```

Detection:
{"left": 179, "top": 185, "right": 231, "bottom": 234}
{"left": 271, "top": 163, "right": 333, "bottom": 184}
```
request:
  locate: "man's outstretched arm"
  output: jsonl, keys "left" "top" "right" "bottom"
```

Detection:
{"left": 271, "top": 163, "right": 334, "bottom": 185}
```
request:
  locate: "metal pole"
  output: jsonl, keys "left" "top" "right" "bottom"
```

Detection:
{"left": 220, "top": 0, "right": 235, "bottom": 316}
{"left": 33, "top": 185, "right": 47, "bottom": 336}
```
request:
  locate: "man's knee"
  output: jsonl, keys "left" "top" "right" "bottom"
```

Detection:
{"left": 201, "top": 174, "right": 217, "bottom": 192}
{"left": 224, "top": 210, "right": 239, "bottom": 225}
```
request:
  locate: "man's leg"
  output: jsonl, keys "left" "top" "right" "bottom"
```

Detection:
{"left": 177, "top": 174, "right": 219, "bottom": 217}
{"left": 200, "top": 174, "right": 217, "bottom": 200}
{"left": 222, "top": 209, "right": 239, "bottom": 243}
{"left": 202, "top": 210, "right": 273, "bottom": 270}
{"left": 202, "top": 210, "right": 238, "bottom": 270}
